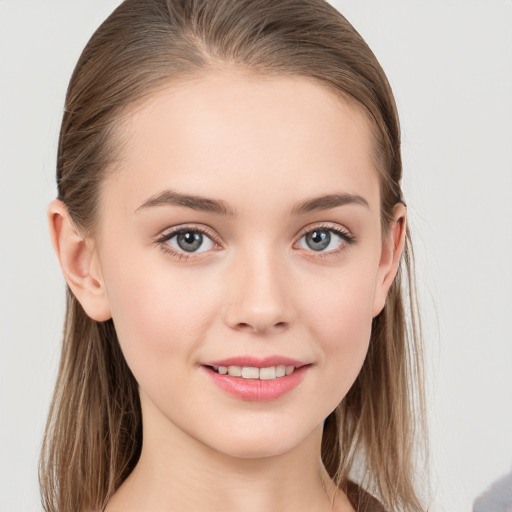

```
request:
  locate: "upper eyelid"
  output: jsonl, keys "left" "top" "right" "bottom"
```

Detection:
{"left": 295, "top": 221, "right": 354, "bottom": 239}
{"left": 155, "top": 224, "right": 221, "bottom": 243}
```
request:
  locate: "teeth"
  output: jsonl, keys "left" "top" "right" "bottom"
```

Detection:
{"left": 215, "top": 365, "right": 297, "bottom": 380}
{"left": 241, "top": 367, "right": 260, "bottom": 379}
{"left": 259, "top": 367, "right": 276, "bottom": 380}
{"left": 227, "top": 366, "right": 242, "bottom": 377}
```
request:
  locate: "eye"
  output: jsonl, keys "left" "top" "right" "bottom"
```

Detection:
{"left": 158, "top": 227, "right": 217, "bottom": 255}
{"left": 296, "top": 227, "right": 354, "bottom": 253}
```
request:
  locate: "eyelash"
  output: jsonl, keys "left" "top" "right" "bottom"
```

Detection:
{"left": 294, "top": 223, "right": 357, "bottom": 258}
{"left": 155, "top": 225, "right": 221, "bottom": 261}
{"left": 154, "top": 223, "right": 356, "bottom": 261}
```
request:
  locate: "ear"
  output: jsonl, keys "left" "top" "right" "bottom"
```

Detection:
{"left": 372, "top": 203, "right": 407, "bottom": 317}
{"left": 48, "top": 199, "right": 112, "bottom": 321}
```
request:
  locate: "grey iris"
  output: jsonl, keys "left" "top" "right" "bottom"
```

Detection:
{"left": 305, "top": 230, "right": 330, "bottom": 251}
{"left": 177, "top": 231, "right": 203, "bottom": 252}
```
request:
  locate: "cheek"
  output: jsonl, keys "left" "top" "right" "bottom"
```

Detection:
{"left": 101, "top": 258, "right": 219, "bottom": 380}
{"left": 305, "top": 262, "right": 376, "bottom": 338}
{"left": 301, "top": 263, "right": 377, "bottom": 392}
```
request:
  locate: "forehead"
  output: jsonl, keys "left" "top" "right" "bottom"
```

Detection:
{"left": 105, "top": 73, "right": 380, "bottom": 215}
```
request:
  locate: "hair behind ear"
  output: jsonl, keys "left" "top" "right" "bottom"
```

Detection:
{"left": 40, "top": 291, "right": 142, "bottom": 512}
{"left": 322, "top": 230, "right": 426, "bottom": 512}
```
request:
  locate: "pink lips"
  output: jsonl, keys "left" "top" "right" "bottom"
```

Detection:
{"left": 201, "top": 356, "right": 310, "bottom": 401}
{"left": 205, "top": 356, "right": 306, "bottom": 369}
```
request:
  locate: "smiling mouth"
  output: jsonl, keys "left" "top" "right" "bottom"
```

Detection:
{"left": 207, "top": 365, "right": 297, "bottom": 380}
{"left": 203, "top": 361, "right": 310, "bottom": 401}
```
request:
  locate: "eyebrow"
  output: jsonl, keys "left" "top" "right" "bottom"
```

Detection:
{"left": 291, "top": 193, "right": 369, "bottom": 214}
{"left": 136, "top": 189, "right": 237, "bottom": 215}
{"left": 136, "top": 189, "right": 368, "bottom": 216}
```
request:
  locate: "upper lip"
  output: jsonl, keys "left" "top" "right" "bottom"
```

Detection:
{"left": 203, "top": 356, "right": 308, "bottom": 368}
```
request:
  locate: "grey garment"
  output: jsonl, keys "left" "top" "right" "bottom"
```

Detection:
{"left": 473, "top": 467, "right": 512, "bottom": 512}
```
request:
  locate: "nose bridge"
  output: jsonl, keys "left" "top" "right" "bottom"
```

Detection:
{"left": 224, "top": 242, "right": 293, "bottom": 334}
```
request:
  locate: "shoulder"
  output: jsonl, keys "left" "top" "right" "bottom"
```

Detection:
{"left": 346, "top": 481, "right": 388, "bottom": 512}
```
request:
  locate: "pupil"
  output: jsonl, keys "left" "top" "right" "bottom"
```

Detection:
{"left": 177, "top": 231, "right": 203, "bottom": 252}
{"left": 306, "top": 230, "right": 330, "bottom": 251}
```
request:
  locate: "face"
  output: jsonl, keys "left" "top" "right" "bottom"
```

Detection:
{"left": 87, "top": 73, "right": 398, "bottom": 459}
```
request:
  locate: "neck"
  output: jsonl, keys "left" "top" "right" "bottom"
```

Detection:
{"left": 105, "top": 399, "right": 350, "bottom": 512}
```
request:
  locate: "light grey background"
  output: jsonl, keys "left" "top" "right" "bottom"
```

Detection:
{"left": 1, "top": 1, "right": 511, "bottom": 511}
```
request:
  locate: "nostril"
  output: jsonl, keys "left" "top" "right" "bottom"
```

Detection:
{"left": 232, "top": 320, "right": 289, "bottom": 334}
{"left": 224, "top": 295, "right": 293, "bottom": 333}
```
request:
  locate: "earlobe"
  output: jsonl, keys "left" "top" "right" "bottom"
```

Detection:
{"left": 48, "top": 199, "right": 112, "bottom": 322}
{"left": 372, "top": 203, "right": 407, "bottom": 317}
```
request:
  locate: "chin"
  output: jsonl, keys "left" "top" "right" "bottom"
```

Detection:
{"left": 199, "top": 421, "right": 321, "bottom": 461}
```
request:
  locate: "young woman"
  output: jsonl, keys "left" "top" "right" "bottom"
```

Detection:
{"left": 40, "top": 1, "right": 427, "bottom": 511}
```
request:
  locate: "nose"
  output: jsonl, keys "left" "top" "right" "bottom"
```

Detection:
{"left": 223, "top": 248, "right": 294, "bottom": 335}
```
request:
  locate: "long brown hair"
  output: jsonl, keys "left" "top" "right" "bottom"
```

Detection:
{"left": 40, "top": 1, "right": 427, "bottom": 510}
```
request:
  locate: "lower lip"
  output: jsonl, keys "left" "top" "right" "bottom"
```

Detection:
{"left": 202, "top": 365, "right": 309, "bottom": 401}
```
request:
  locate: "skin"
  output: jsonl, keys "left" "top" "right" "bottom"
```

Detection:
{"left": 49, "top": 72, "right": 406, "bottom": 512}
